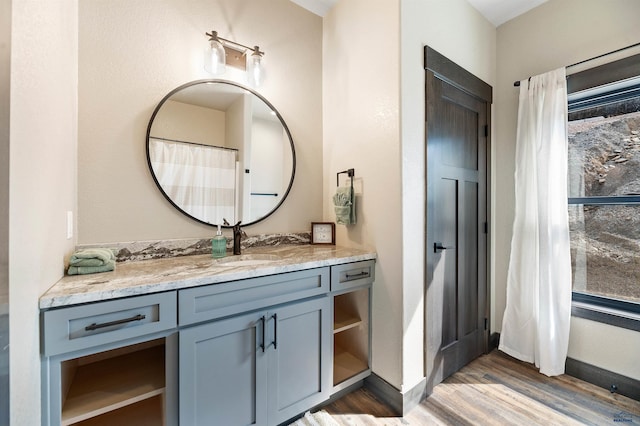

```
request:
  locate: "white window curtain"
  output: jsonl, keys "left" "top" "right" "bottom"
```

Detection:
{"left": 499, "top": 68, "right": 572, "bottom": 376}
{"left": 149, "top": 138, "right": 236, "bottom": 224}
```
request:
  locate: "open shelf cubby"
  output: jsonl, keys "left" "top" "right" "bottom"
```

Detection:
{"left": 333, "top": 288, "right": 369, "bottom": 386}
{"left": 333, "top": 306, "right": 362, "bottom": 334}
{"left": 72, "top": 395, "right": 164, "bottom": 426}
{"left": 333, "top": 342, "right": 368, "bottom": 385}
{"left": 60, "top": 339, "right": 165, "bottom": 426}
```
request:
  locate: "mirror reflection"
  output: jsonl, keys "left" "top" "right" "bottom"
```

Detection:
{"left": 146, "top": 80, "right": 295, "bottom": 227}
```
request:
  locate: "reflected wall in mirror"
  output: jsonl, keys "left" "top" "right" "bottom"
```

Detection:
{"left": 146, "top": 80, "right": 296, "bottom": 227}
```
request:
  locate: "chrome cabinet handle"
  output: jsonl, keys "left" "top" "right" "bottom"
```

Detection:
{"left": 85, "top": 314, "right": 146, "bottom": 331}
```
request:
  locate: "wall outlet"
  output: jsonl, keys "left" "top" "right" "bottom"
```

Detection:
{"left": 66, "top": 211, "right": 73, "bottom": 239}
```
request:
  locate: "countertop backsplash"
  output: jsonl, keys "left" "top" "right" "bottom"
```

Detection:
{"left": 77, "top": 232, "right": 312, "bottom": 263}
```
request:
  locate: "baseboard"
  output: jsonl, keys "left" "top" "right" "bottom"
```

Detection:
{"left": 402, "top": 377, "right": 428, "bottom": 414}
{"left": 489, "top": 332, "right": 500, "bottom": 352}
{"left": 565, "top": 357, "right": 640, "bottom": 401}
{"left": 364, "top": 374, "right": 402, "bottom": 415}
{"left": 324, "top": 380, "right": 365, "bottom": 406}
{"left": 364, "top": 373, "right": 427, "bottom": 416}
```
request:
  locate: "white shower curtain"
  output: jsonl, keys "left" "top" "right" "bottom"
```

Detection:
{"left": 149, "top": 138, "right": 236, "bottom": 224}
{"left": 499, "top": 68, "right": 572, "bottom": 376}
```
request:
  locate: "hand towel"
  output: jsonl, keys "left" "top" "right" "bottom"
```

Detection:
{"left": 69, "top": 248, "right": 115, "bottom": 265}
{"left": 333, "top": 186, "right": 356, "bottom": 225}
{"left": 68, "top": 248, "right": 116, "bottom": 275}
{"left": 68, "top": 260, "right": 116, "bottom": 275}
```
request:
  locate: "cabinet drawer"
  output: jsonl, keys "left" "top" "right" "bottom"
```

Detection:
{"left": 179, "top": 267, "right": 329, "bottom": 325}
{"left": 330, "top": 260, "right": 375, "bottom": 291}
{"left": 42, "top": 292, "right": 177, "bottom": 356}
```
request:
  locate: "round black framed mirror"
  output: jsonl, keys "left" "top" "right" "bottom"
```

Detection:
{"left": 146, "top": 80, "right": 296, "bottom": 227}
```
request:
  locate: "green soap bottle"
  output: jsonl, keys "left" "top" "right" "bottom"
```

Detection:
{"left": 212, "top": 224, "right": 227, "bottom": 258}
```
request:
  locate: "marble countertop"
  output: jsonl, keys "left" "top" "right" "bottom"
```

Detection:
{"left": 40, "top": 245, "right": 376, "bottom": 309}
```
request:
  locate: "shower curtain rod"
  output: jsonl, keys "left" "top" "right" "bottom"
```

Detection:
{"left": 149, "top": 135, "right": 239, "bottom": 152}
{"left": 513, "top": 41, "right": 640, "bottom": 87}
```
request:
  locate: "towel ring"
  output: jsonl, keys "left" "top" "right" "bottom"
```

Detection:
{"left": 336, "top": 168, "right": 355, "bottom": 186}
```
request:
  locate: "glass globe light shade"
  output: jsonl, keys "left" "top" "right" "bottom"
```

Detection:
{"left": 204, "top": 39, "right": 226, "bottom": 75}
{"left": 247, "top": 48, "right": 264, "bottom": 87}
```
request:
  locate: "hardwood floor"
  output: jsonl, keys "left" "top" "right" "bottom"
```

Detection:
{"left": 322, "top": 350, "right": 640, "bottom": 425}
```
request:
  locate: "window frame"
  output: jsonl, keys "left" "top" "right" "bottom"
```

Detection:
{"left": 567, "top": 52, "right": 640, "bottom": 329}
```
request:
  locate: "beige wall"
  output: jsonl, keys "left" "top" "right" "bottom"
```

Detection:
{"left": 324, "top": 0, "right": 403, "bottom": 389}
{"left": 9, "top": 0, "right": 78, "bottom": 424}
{"left": 0, "top": 0, "right": 9, "bottom": 314}
{"left": 324, "top": 0, "right": 496, "bottom": 391}
{"left": 495, "top": 0, "right": 640, "bottom": 380}
{"left": 78, "top": 0, "right": 322, "bottom": 244}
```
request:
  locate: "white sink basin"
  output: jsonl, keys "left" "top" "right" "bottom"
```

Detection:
{"left": 214, "top": 254, "right": 279, "bottom": 267}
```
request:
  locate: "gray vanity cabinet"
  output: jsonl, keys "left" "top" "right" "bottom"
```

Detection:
{"left": 41, "top": 259, "right": 374, "bottom": 426}
{"left": 178, "top": 268, "right": 332, "bottom": 426}
{"left": 179, "top": 296, "right": 331, "bottom": 426}
{"left": 40, "top": 292, "right": 178, "bottom": 426}
{"left": 330, "top": 260, "right": 374, "bottom": 392}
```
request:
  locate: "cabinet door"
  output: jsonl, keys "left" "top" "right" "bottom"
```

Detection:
{"left": 267, "top": 296, "right": 331, "bottom": 425}
{"left": 179, "top": 312, "right": 267, "bottom": 426}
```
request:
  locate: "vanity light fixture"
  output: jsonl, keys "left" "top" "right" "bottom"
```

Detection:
{"left": 204, "top": 30, "right": 265, "bottom": 87}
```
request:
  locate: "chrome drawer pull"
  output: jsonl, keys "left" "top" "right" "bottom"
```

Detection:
{"left": 85, "top": 314, "right": 146, "bottom": 331}
{"left": 345, "top": 271, "right": 368, "bottom": 279}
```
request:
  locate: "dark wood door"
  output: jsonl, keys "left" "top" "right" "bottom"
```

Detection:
{"left": 425, "top": 48, "right": 490, "bottom": 394}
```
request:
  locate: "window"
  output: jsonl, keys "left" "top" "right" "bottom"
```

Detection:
{"left": 567, "top": 54, "right": 640, "bottom": 330}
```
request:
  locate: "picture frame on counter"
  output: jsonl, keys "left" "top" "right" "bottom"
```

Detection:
{"left": 311, "top": 222, "right": 335, "bottom": 245}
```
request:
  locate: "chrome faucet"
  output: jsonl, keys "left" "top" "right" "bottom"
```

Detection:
{"left": 232, "top": 221, "right": 247, "bottom": 255}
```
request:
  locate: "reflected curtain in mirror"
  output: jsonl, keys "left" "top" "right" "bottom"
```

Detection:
{"left": 149, "top": 138, "right": 237, "bottom": 225}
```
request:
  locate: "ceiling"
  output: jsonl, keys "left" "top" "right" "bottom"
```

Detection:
{"left": 289, "top": 0, "right": 336, "bottom": 17}
{"left": 290, "top": 0, "right": 548, "bottom": 26}
{"left": 466, "top": 0, "right": 548, "bottom": 26}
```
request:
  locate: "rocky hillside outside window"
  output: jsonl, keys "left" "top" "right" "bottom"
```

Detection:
{"left": 567, "top": 65, "right": 640, "bottom": 329}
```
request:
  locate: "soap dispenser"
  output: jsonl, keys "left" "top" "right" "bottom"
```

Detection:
{"left": 212, "top": 224, "right": 227, "bottom": 258}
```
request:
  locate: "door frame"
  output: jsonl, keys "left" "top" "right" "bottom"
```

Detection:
{"left": 423, "top": 46, "right": 493, "bottom": 393}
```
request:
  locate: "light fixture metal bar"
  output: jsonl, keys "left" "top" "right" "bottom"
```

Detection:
{"left": 206, "top": 31, "right": 264, "bottom": 57}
